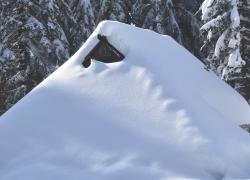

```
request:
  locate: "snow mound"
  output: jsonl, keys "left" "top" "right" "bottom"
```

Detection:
{"left": 1, "top": 21, "right": 250, "bottom": 179}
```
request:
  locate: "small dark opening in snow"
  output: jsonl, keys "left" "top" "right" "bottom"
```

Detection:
{"left": 82, "top": 35, "right": 125, "bottom": 68}
{"left": 240, "top": 124, "right": 250, "bottom": 133}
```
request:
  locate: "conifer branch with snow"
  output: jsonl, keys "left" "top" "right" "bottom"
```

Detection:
{"left": 201, "top": 0, "right": 245, "bottom": 81}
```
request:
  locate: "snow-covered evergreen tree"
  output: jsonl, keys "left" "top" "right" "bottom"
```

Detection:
{"left": 131, "top": 0, "right": 202, "bottom": 58}
{"left": 142, "top": 0, "right": 183, "bottom": 43}
{"left": 131, "top": 0, "right": 152, "bottom": 26}
{"left": 173, "top": 0, "right": 203, "bottom": 58}
{"left": 239, "top": 0, "right": 250, "bottom": 62}
{"left": 96, "top": 0, "right": 131, "bottom": 23}
{"left": 0, "top": 0, "right": 75, "bottom": 113}
{"left": 238, "top": 0, "right": 250, "bottom": 102}
{"left": 70, "top": 0, "right": 96, "bottom": 50}
{"left": 176, "top": 0, "right": 203, "bottom": 13}
{"left": 200, "top": 0, "right": 245, "bottom": 82}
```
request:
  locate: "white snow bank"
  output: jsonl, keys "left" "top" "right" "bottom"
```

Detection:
{"left": 1, "top": 21, "right": 250, "bottom": 179}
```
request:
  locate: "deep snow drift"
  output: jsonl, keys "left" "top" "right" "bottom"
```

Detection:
{"left": 1, "top": 21, "right": 250, "bottom": 179}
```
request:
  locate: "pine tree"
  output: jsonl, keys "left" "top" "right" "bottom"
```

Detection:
{"left": 200, "top": 0, "right": 245, "bottom": 82}
{"left": 0, "top": 0, "right": 75, "bottom": 113}
{"left": 239, "top": 0, "right": 250, "bottom": 62}
{"left": 238, "top": 0, "right": 250, "bottom": 102}
{"left": 176, "top": 0, "right": 203, "bottom": 13}
{"left": 131, "top": 0, "right": 152, "bottom": 26}
{"left": 70, "top": 0, "right": 96, "bottom": 50}
{"left": 96, "top": 0, "right": 131, "bottom": 23}
{"left": 132, "top": 0, "right": 202, "bottom": 58}
{"left": 157, "top": 1, "right": 181, "bottom": 43}
{"left": 139, "top": 0, "right": 183, "bottom": 43}
{"left": 173, "top": 0, "right": 203, "bottom": 58}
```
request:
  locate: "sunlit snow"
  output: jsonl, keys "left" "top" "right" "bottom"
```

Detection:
{"left": 0, "top": 21, "right": 250, "bottom": 179}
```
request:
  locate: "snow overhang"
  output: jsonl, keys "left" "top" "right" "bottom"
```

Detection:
{"left": 82, "top": 34, "right": 125, "bottom": 68}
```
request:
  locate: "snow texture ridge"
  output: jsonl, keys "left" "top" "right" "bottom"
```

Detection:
{"left": 0, "top": 21, "right": 250, "bottom": 179}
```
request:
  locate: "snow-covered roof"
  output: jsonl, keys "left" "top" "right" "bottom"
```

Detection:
{"left": 1, "top": 21, "right": 250, "bottom": 179}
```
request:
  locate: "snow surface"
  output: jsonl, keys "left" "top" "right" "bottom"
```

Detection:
{"left": 1, "top": 21, "right": 250, "bottom": 179}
